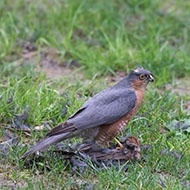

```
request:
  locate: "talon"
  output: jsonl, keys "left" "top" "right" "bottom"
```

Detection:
{"left": 114, "top": 137, "right": 124, "bottom": 150}
{"left": 106, "top": 141, "right": 110, "bottom": 147}
{"left": 116, "top": 144, "right": 124, "bottom": 150}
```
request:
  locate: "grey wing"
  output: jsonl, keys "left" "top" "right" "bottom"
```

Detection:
{"left": 68, "top": 89, "right": 137, "bottom": 130}
{"left": 68, "top": 88, "right": 108, "bottom": 119}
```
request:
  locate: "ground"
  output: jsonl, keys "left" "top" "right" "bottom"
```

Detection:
{"left": 0, "top": 0, "right": 190, "bottom": 189}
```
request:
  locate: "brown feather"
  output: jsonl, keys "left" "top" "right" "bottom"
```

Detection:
{"left": 46, "top": 122, "right": 76, "bottom": 137}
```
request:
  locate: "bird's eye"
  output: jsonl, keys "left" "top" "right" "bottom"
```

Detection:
{"left": 139, "top": 74, "right": 146, "bottom": 80}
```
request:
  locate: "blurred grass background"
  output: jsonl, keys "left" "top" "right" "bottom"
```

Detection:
{"left": 0, "top": 0, "right": 190, "bottom": 82}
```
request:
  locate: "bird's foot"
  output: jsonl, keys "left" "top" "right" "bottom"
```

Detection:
{"left": 114, "top": 137, "right": 124, "bottom": 150}
{"left": 106, "top": 141, "right": 110, "bottom": 147}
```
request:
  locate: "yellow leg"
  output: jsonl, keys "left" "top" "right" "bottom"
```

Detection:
{"left": 114, "top": 137, "right": 124, "bottom": 149}
{"left": 106, "top": 141, "right": 110, "bottom": 147}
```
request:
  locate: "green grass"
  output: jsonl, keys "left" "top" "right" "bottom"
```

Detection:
{"left": 0, "top": 0, "right": 190, "bottom": 189}
{"left": 1, "top": 0, "right": 190, "bottom": 79}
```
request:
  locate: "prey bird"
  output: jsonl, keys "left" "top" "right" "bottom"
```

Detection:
{"left": 21, "top": 67, "right": 154, "bottom": 159}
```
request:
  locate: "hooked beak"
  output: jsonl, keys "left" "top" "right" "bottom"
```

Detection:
{"left": 149, "top": 74, "right": 154, "bottom": 82}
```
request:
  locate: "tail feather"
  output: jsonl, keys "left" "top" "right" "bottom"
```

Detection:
{"left": 46, "top": 122, "right": 75, "bottom": 137}
{"left": 21, "top": 121, "right": 76, "bottom": 159}
{"left": 21, "top": 132, "right": 71, "bottom": 159}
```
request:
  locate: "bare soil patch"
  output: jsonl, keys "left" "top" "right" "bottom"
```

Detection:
{"left": 165, "top": 78, "right": 190, "bottom": 113}
{"left": 165, "top": 78, "right": 190, "bottom": 96}
{"left": 21, "top": 42, "right": 83, "bottom": 80}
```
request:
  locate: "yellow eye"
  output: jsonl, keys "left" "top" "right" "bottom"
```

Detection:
{"left": 139, "top": 74, "right": 145, "bottom": 80}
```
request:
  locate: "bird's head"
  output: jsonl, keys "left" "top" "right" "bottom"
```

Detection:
{"left": 128, "top": 67, "right": 154, "bottom": 89}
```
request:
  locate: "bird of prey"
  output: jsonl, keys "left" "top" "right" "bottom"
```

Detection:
{"left": 21, "top": 67, "right": 154, "bottom": 159}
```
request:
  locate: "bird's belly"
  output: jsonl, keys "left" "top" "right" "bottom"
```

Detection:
{"left": 96, "top": 113, "right": 132, "bottom": 145}
{"left": 96, "top": 102, "right": 142, "bottom": 146}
